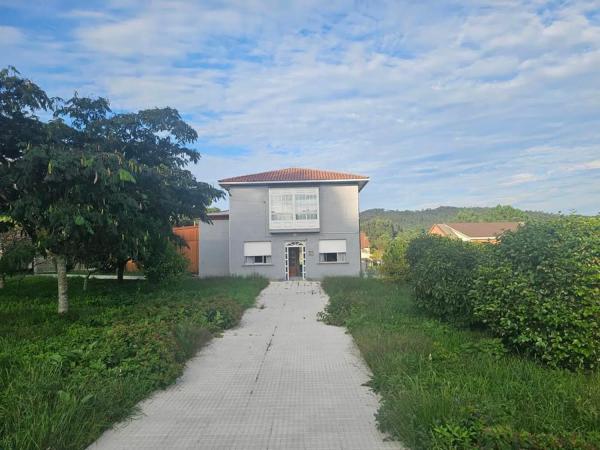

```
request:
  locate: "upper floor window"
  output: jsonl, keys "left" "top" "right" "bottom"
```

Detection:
{"left": 269, "top": 188, "right": 319, "bottom": 230}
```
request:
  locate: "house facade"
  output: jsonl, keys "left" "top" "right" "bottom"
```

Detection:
{"left": 199, "top": 168, "right": 369, "bottom": 280}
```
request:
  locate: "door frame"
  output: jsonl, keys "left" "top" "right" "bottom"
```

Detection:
{"left": 284, "top": 241, "right": 306, "bottom": 280}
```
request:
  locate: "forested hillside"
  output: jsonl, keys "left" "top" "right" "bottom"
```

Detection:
{"left": 360, "top": 205, "right": 558, "bottom": 257}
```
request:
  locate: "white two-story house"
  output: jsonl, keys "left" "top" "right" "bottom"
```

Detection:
{"left": 198, "top": 168, "right": 369, "bottom": 280}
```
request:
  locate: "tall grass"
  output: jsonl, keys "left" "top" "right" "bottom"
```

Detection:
{"left": 321, "top": 277, "right": 600, "bottom": 450}
{"left": 0, "top": 276, "right": 267, "bottom": 450}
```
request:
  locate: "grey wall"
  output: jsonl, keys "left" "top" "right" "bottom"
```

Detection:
{"left": 228, "top": 183, "right": 361, "bottom": 280}
{"left": 199, "top": 219, "right": 230, "bottom": 277}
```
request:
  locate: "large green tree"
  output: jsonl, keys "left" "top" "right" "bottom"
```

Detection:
{"left": 54, "top": 95, "right": 223, "bottom": 281}
{"left": 5, "top": 137, "right": 142, "bottom": 312}
{"left": 0, "top": 67, "right": 222, "bottom": 311}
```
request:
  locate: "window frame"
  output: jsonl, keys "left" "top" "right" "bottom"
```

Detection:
{"left": 318, "top": 239, "right": 347, "bottom": 264}
{"left": 244, "top": 255, "right": 272, "bottom": 265}
{"left": 243, "top": 241, "right": 272, "bottom": 265}
{"left": 319, "top": 252, "right": 347, "bottom": 263}
{"left": 269, "top": 187, "right": 320, "bottom": 231}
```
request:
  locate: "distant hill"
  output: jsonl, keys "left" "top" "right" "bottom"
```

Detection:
{"left": 362, "top": 206, "right": 466, "bottom": 233}
{"left": 360, "top": 205, "right": 558, "bottom": 252}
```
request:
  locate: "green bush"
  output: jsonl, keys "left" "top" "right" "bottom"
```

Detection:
{"left": 380, "top": 236, "right": 411, "bottom": 281}
{"left": 406, "top": 235, "right": 489, "bottom": 324}
{"left": 321, "top": 278, "right": 600, "bottom": 450}
{"left": 142, "top": 240, "right": 189, "bottom": 284}
{"left": 472, "top": 217, "right": 600, "bottom": 370}
{"left": 0, "top": 238, "right": 35, "bottom": 279}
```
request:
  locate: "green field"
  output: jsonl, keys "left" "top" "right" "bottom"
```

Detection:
{"left": 0, "top": 276, "right": 267, "bottom": 450}
{"left": 321, "top": 277, "right": 600, "bottom": 450}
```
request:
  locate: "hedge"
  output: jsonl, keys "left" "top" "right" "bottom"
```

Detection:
{"left": 472, "top": 217, "right": 600, "bottom": 370}
{"left": 406, "top": 235, "right": 489, "bottom": 324}
{"left": 406, "top": 217, "right": 600, "bottom": 371}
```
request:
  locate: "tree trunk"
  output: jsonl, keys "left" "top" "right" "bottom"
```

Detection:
{"left": 55, "top": 255, "right": 69, "bottom": 314}
{"left": 0, "top": 275, "right": 4, "bottom": 289}
{"left": 117, "top": 260, "right": 126, "bottom": 283}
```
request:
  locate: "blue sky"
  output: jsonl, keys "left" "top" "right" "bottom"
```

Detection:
{"left": 1, "top": 0, "right": 599, "bottom": 214}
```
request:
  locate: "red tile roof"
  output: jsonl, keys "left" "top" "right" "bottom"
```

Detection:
{"left": 433, "top": 222, "right": 521, "bottom": 239}
{"left": 219, "top": 167, "right": 369, "bottom": 183}
{"left": 360, "top": 231, "right": 371, "bottom": 249}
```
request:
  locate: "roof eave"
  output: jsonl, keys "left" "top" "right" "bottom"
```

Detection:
{"left": 219, "top": 178, "right": 370, "bottom": 191}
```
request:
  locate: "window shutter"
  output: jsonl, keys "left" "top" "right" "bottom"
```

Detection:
{"left": 318, "top": 239, "right": 347, "bottom": 253}
{"left": 244, "top": 241, "right": 272, "bottom": 256}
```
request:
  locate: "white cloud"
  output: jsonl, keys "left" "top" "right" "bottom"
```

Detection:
{"left": 1, "top": 0, "right": 600, "bottom": 213}
{"left": 502, "top": 173, "right": 542, "bottom": 187}
{"left": 0, "top": 25, "right": 23, "bottom": 45}
{"left": 562, "top": 159, "right": 600, "bottom": 171}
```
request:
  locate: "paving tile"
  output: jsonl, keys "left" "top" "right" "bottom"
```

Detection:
{"left": 89, "top": 281, "right": 403, "bottom": 450}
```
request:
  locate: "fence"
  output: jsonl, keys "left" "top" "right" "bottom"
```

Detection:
{"left": 125, "top": 224, "right": 200, "bottom": 274}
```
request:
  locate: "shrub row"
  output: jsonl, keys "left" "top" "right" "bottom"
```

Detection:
{"left": 320, "top": 278, "right": 600, "bottom": 450}
{"left": 405, "top": 234, "right": 489, "bottom": 325}
{"left": 406, "top": 217, "right": 600, "bottom": 370}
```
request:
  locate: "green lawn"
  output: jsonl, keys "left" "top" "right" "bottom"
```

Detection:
{"left": 0, "top": 275, "right": 268, "bottom": 450}
{"left": 321, "top": 277, "right": 600, "bottom": 450}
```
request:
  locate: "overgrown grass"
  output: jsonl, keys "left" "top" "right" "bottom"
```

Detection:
{"left": 321, "top": 277, "right": 600, "bottom": 450}
{"left": 0, "top": 275, "right": 268, "bottom": 450}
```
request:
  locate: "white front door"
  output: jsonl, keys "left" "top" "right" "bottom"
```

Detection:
{"left": 285, "top": 242, "right": 305, "bottom": 280}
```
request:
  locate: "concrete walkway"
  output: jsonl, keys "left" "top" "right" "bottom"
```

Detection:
{"left": 90, "top": 281, "right": 402, "bottom": 450}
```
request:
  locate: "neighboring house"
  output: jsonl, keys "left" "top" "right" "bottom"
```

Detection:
{"left": 360, "top": 231, "right": 371, "bottom": 260}
{"left": 360, "top": 231, "right": 372, "bottom": 271}
{"left": 199, "top": 168, "right": 369, "bottom": 280}
{"left": 429, "top": 222, "right": 521, "bottom": 243}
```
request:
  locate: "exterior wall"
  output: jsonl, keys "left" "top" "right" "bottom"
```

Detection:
{"left": 428, "top": 224, "right": 448, "bottom": 237}
{"left": 33, "top": 256, "right": 56, "bottom": 274}
{"left": 34, "top": 257, "right": 86, "bottom": 274}
{"left": 471, "top": 238, "right": 498, "bottom": 244}
{"left": 361, "top": 247, "right": 371, "bottom": 260}
{"left": 228, "top": 183, "right": 361, "bottom": 280}
{"left": 199, "top": 218, "right": 230, "bottom": 277}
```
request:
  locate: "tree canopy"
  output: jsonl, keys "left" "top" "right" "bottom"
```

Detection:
{"left": 455, "top": 204, "right": 529, "bottom": 222}
{"left": 52, "top": 93, "right": 222, "bottom": 279}
{"left": 0, "top": 67, "right": 223, "bottom": 312}
{"left": 0, "top": 66, "right": 53, "bottom": 165}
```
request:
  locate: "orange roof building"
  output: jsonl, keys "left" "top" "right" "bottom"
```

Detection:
{"left": 210, "top": 167, "right": 370, "bottom": 279}
{"left": 360, "top": 231, "right": 371, "bottom": 249}
{"left": 429, "top": 222, "right": 521, "bottom": 243}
